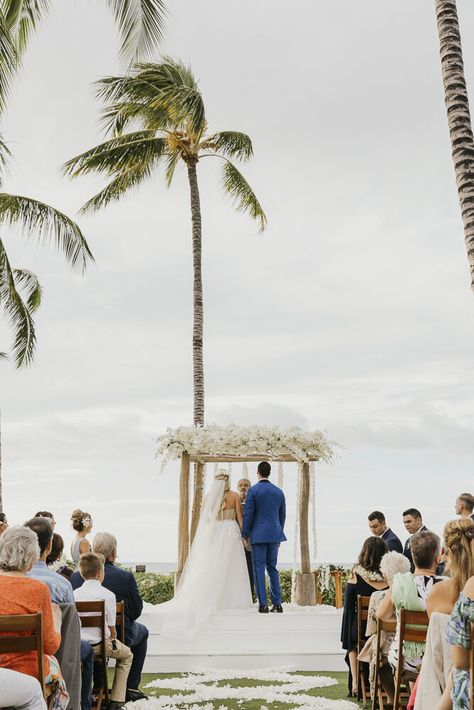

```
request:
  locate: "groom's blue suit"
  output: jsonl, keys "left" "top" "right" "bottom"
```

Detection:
{"left": 242, "top": 479, "right": 286, "bottom": 607}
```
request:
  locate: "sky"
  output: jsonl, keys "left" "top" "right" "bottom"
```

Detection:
{"left": 1, "top": 1, "right": 474, "bottom": 566}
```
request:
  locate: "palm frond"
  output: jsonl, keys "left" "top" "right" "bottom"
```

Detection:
{"left": 0, "top": 133, "right": 11, "bottom": 186}
{"left": 100, "top": 100, "right": 170, "bottom": 136}
{"left": 79, "top": 159, "right": 158, "bottom": 213}
{"left": 12, "top": 267, "right": 41, "bottom": 311}
{"left": 0, "top": 193, "right": 93, "bottom": 271}
{"left": 202, "top": 131, "right": 253, "bottom": 162}
{"left": 164, "top": 149, "right": 180, "bottom": 186}
{"left": 1, "top": 0, "right": 50, "bottom": 55}
{"left": 0, "top": 237, "right": 37, "bottom": 367}
{"left": 105, "top": 0, "right": 166, "bottom": 62}
{"left": 0, "top": 11, "right": 18, "bottom": 112}
{"left": 63, "top": 132, "right": 165, "bottom": 177}
{"left": 221, "top": 160, "right": 267, "bottom": 232}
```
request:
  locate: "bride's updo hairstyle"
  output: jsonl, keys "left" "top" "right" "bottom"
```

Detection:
{"left": 214, "top": 469, "right": 230, "bottom": 518}
{"left": 443, "top": 518, "right": 474, "bottom": 597}
{"left": 71, "top": 509, "right": 92, "bottom": 532}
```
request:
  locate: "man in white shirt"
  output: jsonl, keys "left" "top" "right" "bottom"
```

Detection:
{"left": 74, "top": 553, "right": 133, "bottom": 710}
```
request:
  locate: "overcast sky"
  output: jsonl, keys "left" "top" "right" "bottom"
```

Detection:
{"left": 1, "top": 1, "right": 474, "bottom": 565}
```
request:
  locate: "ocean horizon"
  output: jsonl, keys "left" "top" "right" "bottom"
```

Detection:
{"left": 123, "top": 561, "right": 353, "bottom": 573}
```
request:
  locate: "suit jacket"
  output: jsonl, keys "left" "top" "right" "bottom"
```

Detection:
{"left": 403, "top": 525, "right": 428, "bottom": 571}
{"left": 242, "top": 479, "right": 286, "bottom": 544}
{"left": 71, "top": 561, "right": 143, "bottom": 639}
{"left": 381, "top": 527, "right": 403, "bottom": 553}
{"left": 57, "top": 603, "right": 82, "bottom": 710}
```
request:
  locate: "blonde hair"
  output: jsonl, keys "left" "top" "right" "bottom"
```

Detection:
{"left": 215, "top": 469, "right": 231, "bottom": 518}
{"left": 79, "top": 552, "right": 105, "bottom": 580}
{"left": 444, "top": 518, "right": 474, "bottom": 597}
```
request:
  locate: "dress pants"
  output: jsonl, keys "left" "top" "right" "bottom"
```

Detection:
{"left": 125, "top": 621, "right": 149, "bottom": 690}
{"left": 0, "top": 668, "right": 46, "bottom": 709}
{"left": 251, "top": 542, "right": 282, "bottom": 607}
{"left": 245, "top": 548, "right": 255, "bottom": 597}
{"left": 92, "top": 638, "right": 132, "bottom": 702}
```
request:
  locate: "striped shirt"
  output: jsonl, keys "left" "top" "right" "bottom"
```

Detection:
{"left": 27, "top": 561, "right": 75, "bottom": 604}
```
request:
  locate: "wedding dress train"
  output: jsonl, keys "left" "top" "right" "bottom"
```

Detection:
{"left": 155, "top": 477, "right": 254, "bottom": 637}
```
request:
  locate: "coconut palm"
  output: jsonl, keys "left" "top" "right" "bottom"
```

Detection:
{"left": 63, "top": 58, "right": 267, "bottom": 427}
{"left": 435, "top": 0, "right": 474, "bottom": 290}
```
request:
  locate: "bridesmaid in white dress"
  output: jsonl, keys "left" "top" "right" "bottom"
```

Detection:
{"left": 158, "top": 470, "right": 253, "bottom": 637}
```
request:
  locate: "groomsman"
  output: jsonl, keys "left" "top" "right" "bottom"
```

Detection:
{"left": 402, "top": 508, "right": 427, "bottom": 572}
{"left": 455, "top": 493, "right": 474, "bottom": 521}
{"left": 242, "top": 462, "right": 286, "bottom": 614}
{"left": 367, "top": 511, "right": 403, "bottom": 552}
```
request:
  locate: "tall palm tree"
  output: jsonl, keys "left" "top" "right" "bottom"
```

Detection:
{"left": 435, "top": 0, "right": 474, "bottom": 290}
{"left": 63, "top": 58, "right": 267, "bottom": 427}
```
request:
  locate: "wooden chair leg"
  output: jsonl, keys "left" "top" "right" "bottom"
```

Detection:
{"left": 393, "top": 662, "right": 402, "bottom": 710}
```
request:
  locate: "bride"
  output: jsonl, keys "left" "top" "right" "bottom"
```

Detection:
{"left": 158, "top": 469, "right": 254, "bottom": 636}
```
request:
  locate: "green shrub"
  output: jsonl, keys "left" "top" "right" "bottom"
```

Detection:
{"left": 134, "top": 571, "right": 174, "bottom": 604}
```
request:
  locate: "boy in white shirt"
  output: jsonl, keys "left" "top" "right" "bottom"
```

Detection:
{"left": 74, "top": 553, "right": 133, "bottom": 710}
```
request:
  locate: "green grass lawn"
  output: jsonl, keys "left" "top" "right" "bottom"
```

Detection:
{"left": 131, "top": 671, "right": 364, "bottom": 709}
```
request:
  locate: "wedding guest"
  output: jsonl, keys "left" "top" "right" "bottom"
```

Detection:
{"left": 0, "top": 668, "right": 46, "bottom": 710}
{"left": 71, "top": 532, "right": 149, "bottom": 703}
{"left": 427, "top": 518, "right": 474, "bottom": 617}
{"left": 74, "top": 553, "right": 132, "bottom": 710}
{"left": 376, "top": 530, "right": 443, "bottom": 705}
{"left": 237, "top": 477, "right": 254, "bottom": 596}
{"left": 47, "top": 533, "right": 74, "bottom": 580}
{"left": 340, "top": 535, "right": 388, "bottom": 696}
{"left": 0, "top": 512, "right": 8, "bottom": 535}
{"left": 454, "top": 492, "right": 474, "bottom": 521}
{"left": 25, "top": 517, "right": 75, "bottom": 604}
{"left": 0, "top": 526, "right": 69, "bottom": 708}
{"left": 70, "top": 509, "right": 93, "bottom": 566}
{"left": 34, "top": 510, "right": 56, "bottom": 529}
{"left": 402, "top": 508, "right": 427, "bottom": 571}
{"left": 437, "top": 574, "right": 474, "bottom": 710}
{"left": 368, "top": 511, "right": 403, "bottom": 552}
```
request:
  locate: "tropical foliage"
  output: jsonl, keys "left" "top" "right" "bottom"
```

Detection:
{"left": 0, "top": 0, "right": 166, "bottom": 365}
{"left": 64, "top": 59, "right": 266, "bottom": 425}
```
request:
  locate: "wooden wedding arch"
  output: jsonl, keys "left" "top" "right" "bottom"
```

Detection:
{"left": 157, "top": 425, "right": 337, "bottom": 606}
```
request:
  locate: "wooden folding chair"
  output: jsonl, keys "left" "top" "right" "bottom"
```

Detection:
{"left": 356, "top": 595, "right": 371, "bottom": 703}
{"left": 0, "top": 611, "right": 52, "bottom": 703}
{"left": 372, "top": 617, "right": 397, "bottom": 710}
{"left": 393, "top": 609, "right": 429, "bottom": 710}
{"left": 116, "top": 601, "right": 125, "bottom": 644}
{"left": 75, "top": 600, "right": 108, "bottom": 710}
{"left": 470, "top": 622, "right": 474, "bottom": 710}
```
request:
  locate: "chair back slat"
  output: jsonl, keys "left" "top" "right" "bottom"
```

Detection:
{"left": 0, "top": 612, "right": 46, "bottom": 697}
{"left": 400, "top": 608, "right": 429, "bottom": 644}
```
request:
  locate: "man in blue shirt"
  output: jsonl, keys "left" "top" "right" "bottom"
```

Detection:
{"left": 367, "top": 510, "right": 403, "bottom": 553}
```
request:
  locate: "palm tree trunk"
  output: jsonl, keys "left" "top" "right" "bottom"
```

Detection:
{"left": 435, "top": 0, "right": 474, "bottom": 289}
{"left": 187, "top": 160, "right": 205, "bottom": 426}
{"left": 187, "top": 160, "right": 205, "bottom": 548}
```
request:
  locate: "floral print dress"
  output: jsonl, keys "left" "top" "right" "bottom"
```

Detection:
{"left": 446, "top": 593, "right": 474, "bottom": 710}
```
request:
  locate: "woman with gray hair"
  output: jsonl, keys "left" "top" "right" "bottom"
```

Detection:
{"left": 0, "top": 526, "right": 69, "bottom": 708}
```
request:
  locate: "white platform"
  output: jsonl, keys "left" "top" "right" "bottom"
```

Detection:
{"left": 139, "top": 603, "right": 346, "bottom": 672}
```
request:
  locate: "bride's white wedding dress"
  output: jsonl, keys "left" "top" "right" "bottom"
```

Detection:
{"left": 155, "top": 477, "right": 253, "bottom": 637}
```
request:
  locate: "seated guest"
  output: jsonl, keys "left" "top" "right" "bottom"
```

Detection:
{"left": 25, "top": 517, "right": 75, "bottom": 604}
{"left": 0, "top": 512, "right": 8, "bottom": 535}
{"left": 71, "top": 532, "right": 149, "bottom": 703}
{"left": 340, "top": 536, "right": 388, "bottom": 696}
{"left": 428, "top": 518, "right": 474, "bottom": 617}
{"left": 70, "top": 509, "right": 93, "bottom": 566}
{"left": 47, "top": 533, "right": 73, "bottom": 581}
{"left": 0, "top": 667, "right": 46, "bottom": 709}
{"left": 34, "top": 511, "right": 56, "bottom": 530}
{"left": 74, "top": 553, "right": 132, "bottom": 710}
{"left": 237, "top": 478, "right": 254, "bottom": 595}
{"left": 0, "top": 526, "right": 69, "bottom": 708}
{"left": 402, "top": 508, "right": 427, "bottom": 572}
{"left": 368, "top": 510, "right": 403, "bottom": 552}
{"left": 438, "top": 573, "right": 474, "bottom": 710}
{"left": 454, "top": 492, "right": 474, "bottom": 522}
{"left": 358, "top": 551, "right": 411, "bottom": 694}
{"left": 376, "top": 530, "right": 443, "bottom": 705}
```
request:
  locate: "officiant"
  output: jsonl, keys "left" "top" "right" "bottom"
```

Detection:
{"left": 238, "top": 478, "right": 255, "bottom": 597}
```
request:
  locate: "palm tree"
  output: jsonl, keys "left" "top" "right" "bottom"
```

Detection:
{"left": 0, "top": 1, "right": 166, "bottom": 364}
{"left": 435, "top": 0, "right": 474, "bottom": 290}
{"left": 63, "top": 58, "right": 267, "bottom": 427}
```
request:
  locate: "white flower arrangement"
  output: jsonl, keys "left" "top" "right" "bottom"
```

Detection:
{"left": 156, "top": 424, "right": 337, "bottom": 472}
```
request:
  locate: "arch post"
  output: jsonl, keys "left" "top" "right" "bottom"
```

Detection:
{"left": 295, "top": 461, "right": 316, "bottom": 605}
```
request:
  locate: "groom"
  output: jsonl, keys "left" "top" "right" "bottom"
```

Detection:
{"left": 242, "top": 461, "right": 286, "bottom": 613}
